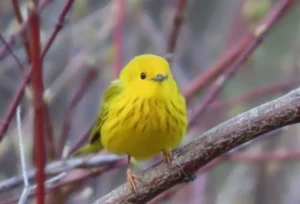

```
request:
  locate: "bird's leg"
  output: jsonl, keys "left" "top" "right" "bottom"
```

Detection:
{"left": 162, "top": 150, "right": 172, "bottom": 165}
{"left": 126, "top": 155, "right": 139, "bottom": 190}
{"left": 162, "top": 150, "right": 195, "bottom": 182}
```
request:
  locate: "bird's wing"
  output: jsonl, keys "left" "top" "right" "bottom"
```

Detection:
{"left": 88, "top": 80, "right": 123, "bottom": 147}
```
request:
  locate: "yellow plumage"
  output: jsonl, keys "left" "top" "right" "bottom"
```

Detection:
{"left": 75, "top": 54, "right": 187, "bottom": 188}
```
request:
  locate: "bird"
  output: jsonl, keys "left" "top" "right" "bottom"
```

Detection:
{"left": 74, "top": 54, "right": 187, "bottom": 190}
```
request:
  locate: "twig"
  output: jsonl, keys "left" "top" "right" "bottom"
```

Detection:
{"left": 0, "top": 158, "right": 126, "bottom": 204}
{"left": 41, "top": 0, "right": 74, "bottom": 58}
{"left": 11, "top": 0, "right": 32, "bottom": 63}
{"left": 95, "top": 86, "right": 300, "bottom": 204}
{"left": 1, "top": 173, "right": 67, "bottom": 204}
{"left": 67, "top": 127, "right": 91, "bottom": 157}
{"left": 16, "top": 106, "right": 30, "bottom": 204}
{"left": 58, "top": 69, "right": 98, "bottom": 157}
{"left": 113, "top": 0, "right": 125, "bottom": 77}
{"left": 28, "top": 2, "right": 46, "bottom": 203}
{"left": 0, "top": 155, "right": 123, "bottom": 194}
{"left": 208, "top": 78, "right": 300, "bottom": 111}
{"left": 188, "top": 0, "right": 297, "bottom": 127}
{"left": 0, "top": 0, "right": 51, "bottom": 60}
{"left": 0, "top": 0, "right": 75, "bottom": 142}
{"left": 182, "top": 0, "right": 296, "bottom": 103}
{"left": 0, "top": 34, "right": 25, "bottom": 72}
{"left": 166, "top": 0, "right": 188, "bottom": 63}
{"left": 183, "top": 37, "right": 249, "bottom": 102}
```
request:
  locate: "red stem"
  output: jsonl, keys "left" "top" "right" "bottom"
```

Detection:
{"left": 209, "top": 78, "right": 300, "bottom": 111}
{"left": 166, "top": 0, "right": 188, "bottom": 62}
{"left": 29, "top": 6, "right": 46, "bottom": 204}
{"left": 58, "top": 69, "right": 98, "bottom": 157}
{"left": 183, "top": 36, "right": 250, "bottom": 102}
{"left": 11, "top": 0, "right": 32, "bottom": 63}
{"left": 113, "top": 0, "right": 125, "bottom": 77}
{"left": 0, "top": 0, "right": 75, "bottom": 142}
{"left": 0, "top": 0, "right": 51, "bottom": 60}
{"left": 188, "top": 0, "right": 297, "bottom": 127}
{"left": 41, "top": 0, "right": 75, "bottom": 58}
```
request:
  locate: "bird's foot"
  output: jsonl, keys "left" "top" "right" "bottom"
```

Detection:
{"left": 127, "top": 168, "right": 143, "bottom": 191}
{"left": 162, "top": 150, "right": 195, "bottom": 182}
{"left": 162, "top": 150, "right": 172, "bottom": 165}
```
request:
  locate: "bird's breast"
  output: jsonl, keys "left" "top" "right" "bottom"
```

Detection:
{"left": 101, "top": 94, "right": 187, "bottom": 158}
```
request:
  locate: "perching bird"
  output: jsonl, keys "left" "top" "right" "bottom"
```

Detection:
{"left": 75, "top": 54, "right": 187, "bottom": 190}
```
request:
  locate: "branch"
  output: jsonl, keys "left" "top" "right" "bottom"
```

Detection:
{"left": 208, "top": 78, "right": 300, "bottom": 111}
{"left": 0, "top": 0, "right": 51, "bottom": 60}
{"left": 95, "top": 88, "right": 300, "bottom": 203}
{"left": 188, "top": 0, "right": 297, "bottom": 127}
{"left": 28, "top": 1, "right": 46, "bottom": 203}
{"left": 0, "top": 0, "right": 75, "bottom": 142}
{"left": 166, "top": 0, "right": 188, "bottom": 63}
{"left": 182, "top": 0, "right": 297, "bottom": 102}
{"left": 0, "top": 34, "right": 25, "bottom": 72}
{"left": 58, "top": 69, "right": 98, "bottom": 157}
{"left": 0, "top": 155, "right": 123, "bottom": 194}
{"left": 11, "top": 0, "right": 32, "bottom": 63}
{"left": 113, "top": 0, "right": 125, "bottom": 77}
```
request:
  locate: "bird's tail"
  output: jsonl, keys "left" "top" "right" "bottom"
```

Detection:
{"left": 73, "top": 143, "right": 103, "bottom": 156}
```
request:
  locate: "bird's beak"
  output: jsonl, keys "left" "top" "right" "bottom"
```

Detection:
{"left": 152, "top": 74, "right": 167, "bottom": 82}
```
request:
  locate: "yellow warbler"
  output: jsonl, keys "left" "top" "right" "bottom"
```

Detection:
{"left": 75, "top": 54, "right": 187, "bottom": 189}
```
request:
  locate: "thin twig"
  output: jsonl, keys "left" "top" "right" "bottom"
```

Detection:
{"left": 11, "top": 0, "right": 32, "bottom": 63}
{"left": 182, "top": 0, "right": 296, "bottom": 103}
{"left": 0, "top": 34, "right": 25, "bottom": 72}
{"left": 113, "top": 0, "right": 125, "bottom": 77}
{"left": 0, "top": 155, "right": 123, "bottom": 194}
{"left": 0, "top": 159, "right": 126, "bottom": 204}
{"left": 166, "top": 0, "right": 188, "bottom": 63}
{"left": 41, "top": 0, "right": 75, "bottom": 58}
{"left": 183, "top": 37, "right": 249, "bottom": 102}
{"left": 0, "top": 0, "right": 51, "bottom": 60}
{"left": 208, "top": 78, "right": 300, "bottom": 112}
{"left": 16, "top": 106, "right": 30, "bottom": 204}
{"left": 58, "top": 69, "right": 98, "bottom": 157}
{"left": 0, "top": 0, "right": 75, "bottom": 142}
{"left": 188, "top": 0, "right": 296, "bottom": 127}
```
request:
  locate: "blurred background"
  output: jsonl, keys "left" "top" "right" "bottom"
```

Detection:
{"left": 0, "top": 0, "right": 300, "bottom": 203}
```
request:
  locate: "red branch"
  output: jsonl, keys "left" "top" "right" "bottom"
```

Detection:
{"left": 209, "top": 78, "right": 300, "bottom": 112}
{"left": 188, "top": 0, "right": 297, "bottom": 127}
{"left": 0, "top": 0, "right": 51, "bottom": 60}
{"left": 113, "top": 0, "right": 125, "bottom": 77}
{"left": 11, "top": 0, "right": 31, "bottom": 63}
{"left": 0, "top": 0, "right": 75, "bottom": 142}
{"left": 183, "top": 0, "right": 296, "bottom": 103}
{"left": 58, "top": 69, "right": 98, "bottom": 157}
{"left": 166, "top": 0, "right": 188, "bottom": 62}
{"left": 29, "top": 5, "right": 46, "bottom": 204}
{"left": 41, "top": 0, "right": 74, "bottom": 58}
{"left": 183, "top": 37, "right": 249, "bottom": 101}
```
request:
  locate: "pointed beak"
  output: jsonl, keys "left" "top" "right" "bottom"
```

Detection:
{"left": 152, "top": 74, "right": 167, "bottom": 82}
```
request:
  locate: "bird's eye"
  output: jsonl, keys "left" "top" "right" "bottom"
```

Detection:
{"left": 140, "top": 72, "right": 146, "bottom": 80}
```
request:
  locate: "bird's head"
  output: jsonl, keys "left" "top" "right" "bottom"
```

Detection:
{"left": 120, "top": 54, "right": 177, "bottom": 98}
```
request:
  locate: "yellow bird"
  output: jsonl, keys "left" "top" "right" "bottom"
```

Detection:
{"left": 75, "top": 54, "right": 187, "bottom": 189}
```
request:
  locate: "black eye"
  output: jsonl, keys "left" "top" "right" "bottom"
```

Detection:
{"left": 140, "top": 72, "right": 146, "bottom": 79}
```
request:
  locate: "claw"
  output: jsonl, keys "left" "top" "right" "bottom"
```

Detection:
{"left": 127, "top": 167, "right": 138, "bottom": 190}
{"left": 162, "top": 150, "right": 172, "bottom": 165}
{"left": 162, "top": 150, "right": 195, "bottom": 182}
{"left": 126, "top": 155, "right": 143, "bottom": 191}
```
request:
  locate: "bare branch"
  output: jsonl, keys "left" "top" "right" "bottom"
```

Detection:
{"left": 0, "top": 155, "right": 123, "bottom": 193}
